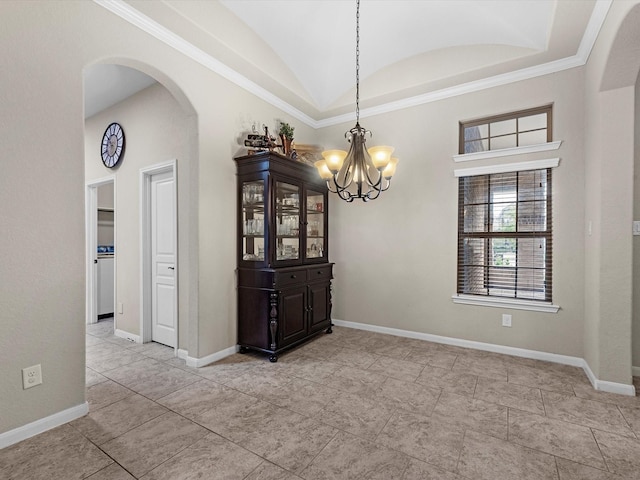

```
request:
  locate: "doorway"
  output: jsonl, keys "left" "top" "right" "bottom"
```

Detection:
{"left": 85, "top": 177, "right": 116, "bottom": 327}
{"left": 140, "top": 160, "right": 178, "bottom": 350}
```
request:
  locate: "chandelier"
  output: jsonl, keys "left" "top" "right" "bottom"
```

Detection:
{"left": 315, "top": 0, "right": 398, "bottom": 202}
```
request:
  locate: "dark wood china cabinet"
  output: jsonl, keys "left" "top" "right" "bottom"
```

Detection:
{"left": 235, "top": 151, "right": 333, "bottom": 362}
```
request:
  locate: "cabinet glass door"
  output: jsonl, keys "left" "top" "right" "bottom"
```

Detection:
{"left": 306, "top": 189, "right": 325, "bottom": 259}
{"left": 241, "top": 180, "right": 265, "bottom": 262}
{"left": 275, "top": 181, "right": 300, "bottom": 261}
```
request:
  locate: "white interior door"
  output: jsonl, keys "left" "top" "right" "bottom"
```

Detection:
{"left": 151, "top": 170, "right": 176, "bottom": 347}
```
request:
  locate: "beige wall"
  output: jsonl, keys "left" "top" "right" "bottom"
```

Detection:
{"left": 97, "top": 184, "right": 114, "bottom": 246}
{"left": 2, "top": 0, "right": 639, "bottom": 438}
{"left": 0, "top": 0, "right": 316, "bottom": 434}
{"left": 97, "top": 183, "right": 114, "bottom": 210}
{"left": 319, "top": 67, "right": 586, "bottom": 357}
{"left": 1, "top": 1, "right": 87, "bottom": 433}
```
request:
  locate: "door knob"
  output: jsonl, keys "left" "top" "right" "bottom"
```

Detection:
{"left": 168, "top": 266, "right": 175, "bottom": 270}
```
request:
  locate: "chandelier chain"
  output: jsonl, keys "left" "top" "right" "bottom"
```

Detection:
{"left": 355, "top": 0, "right": 360, "bottom": 124}
{"left": 315, "top": 0, "right": 397, "bottom": 202}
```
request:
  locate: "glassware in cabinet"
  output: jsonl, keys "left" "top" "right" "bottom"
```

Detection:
{"left": 275, "top": 181, "right": 300, "bottom": 261}
{"left": 305, "top": 188, "right": 325, "bottom": 259}
{"left": 241, "top": 180, "right": 265, "bottom": 261}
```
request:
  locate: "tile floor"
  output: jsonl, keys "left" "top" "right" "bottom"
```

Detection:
{"left": 2, "top": 319, "right": 640, "bottom": 479}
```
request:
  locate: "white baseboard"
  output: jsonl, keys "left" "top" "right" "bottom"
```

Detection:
{"left": 332, "top": 319, "right": 636, "bottom": 396}
{"left": 184, "top": 345, "right": 239, "bottom": 368}
{"left": 582, "top": 362, "right": 636, "bottom": 396}
{"left": 114, "top": 329, "right": 141, "bottom": 344}
{"left": 332, "top": 319, "right": 583, "bottom": 366}
{"left": 0, "top": 402, "right": 88, "bottom": 450}
{"left": 177, "top": 349, "right": 189, "bottom": 360}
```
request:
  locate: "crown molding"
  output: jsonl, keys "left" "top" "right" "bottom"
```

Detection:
{"left": 94, "top": 0, "right": 612, "bottom": 130}
{"left": 577, "top": 0, "right": 613, "bottom": 62}
{"left": 93, "top": 0, "right": 319, "bottom": 128}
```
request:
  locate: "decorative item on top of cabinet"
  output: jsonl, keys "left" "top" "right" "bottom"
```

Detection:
{"left": 235, "top": 151, "right": 333, "bottom": 362}
{"left": 278, "top": 121, "right": 295, "bottom": 157}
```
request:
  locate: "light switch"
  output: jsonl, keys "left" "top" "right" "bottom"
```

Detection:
{"left": 634, "top": 221, "right": 640, "bottom": 236}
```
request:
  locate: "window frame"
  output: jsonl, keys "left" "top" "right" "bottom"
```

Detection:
{"left": 456, "top": 168, "right": 553, "bottom": 303}
{"left": 459, "top": 105, "right": 553, "bottom": 155}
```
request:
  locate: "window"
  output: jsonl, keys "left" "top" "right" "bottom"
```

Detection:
{"left": 457, "top": 168, "right": 552, "bottom": 302}
{"left": 460, "top": 105, "right": 552, "bottom": 154}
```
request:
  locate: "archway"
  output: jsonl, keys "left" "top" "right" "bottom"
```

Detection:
{"left": 601, "top": 4, "right": 640, "bottom": 383}
{"left": 583, "top": 2, "right": 640, "bottom": 392}
{"left": 83, "top": 60, "right": 199, "bottom": 361}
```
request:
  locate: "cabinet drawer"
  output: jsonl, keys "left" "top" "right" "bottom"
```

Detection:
{"left": 308, "top": 265, "right": 332, "bottom": 282}
{"left": 275, "top": 269, "right": 307, "bottom": 287}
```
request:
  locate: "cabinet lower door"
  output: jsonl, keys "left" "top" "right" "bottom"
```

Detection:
{"left": 308, "top": 282, "right": 331, "bottom": 333}
{"left": 279, "top": 286, "right": 308, "bottom": 346}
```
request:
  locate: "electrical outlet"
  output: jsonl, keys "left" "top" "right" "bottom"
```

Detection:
{"left": 118, "top": 302, "right": 123, "bottom": 314}
{"left": 502, "top": 314, "right": 512, "bottom": 327}
{"left": 22, "top": 364, "right": 42, "bottom": 389}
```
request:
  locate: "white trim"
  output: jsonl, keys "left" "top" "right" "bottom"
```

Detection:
{"left": 451, "top": 294, "right": 560, "bottom": 313}
{"left": 453, "top": 157, "right": 560, "bottom": 177}
{"left": 332, "top": 319, "right": 581, "bottom": 366}
{"left": 93, "top": 0, "right": 317, "bottom": 128}
{"left": 315, "top": 54, "right": 587, "bottom": 127}
{"left": 185, "top": 345, "right": 239, "bottom": 368}
{"left": 139, "top": 160, "right": 178, "bottom": 352}
{"left": 114, "top": 328, "right": 141, "bottom": 344}
{"left": 177, "top": 348, "right": 189, "bottom": 360}
{"left": 582, "top": 362, "right": 636, "bottom": 396}
{"left": 453, "top": 141, "right": 562, "bottom": 163}
{"left": 333, "top": 318, "right": 636, "bottom": 396}
{"left": 633, "top": 366, "right": 640, "bottom": 377}
{"left": 0, "top": 402, "right": 89, "bottom": 449}
{"left": 94, "top": 0, "right": 611, "bottom": 128}
{"left": 577, "top": 0, "right": 613, "bottom": 62}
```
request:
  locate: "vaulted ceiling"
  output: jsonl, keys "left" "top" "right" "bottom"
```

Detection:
{"left": 86, "top": 0, "right": 607, "bottom": 125}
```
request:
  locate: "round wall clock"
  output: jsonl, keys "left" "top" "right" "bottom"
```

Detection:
{"left": 101, "top": 122, "right": 125, "bottom": 168}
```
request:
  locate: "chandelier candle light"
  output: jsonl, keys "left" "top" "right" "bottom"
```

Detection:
{"left": 315, "top": 0, "right": 399, "bottom": 202}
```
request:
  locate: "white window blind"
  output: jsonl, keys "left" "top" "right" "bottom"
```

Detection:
{"left": 457, "top": 168, "right": 552, "bottom": 302}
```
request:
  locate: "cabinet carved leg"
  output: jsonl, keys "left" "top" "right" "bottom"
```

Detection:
{"left": 269, "top": 354, "right": 278, "bottom": 363}
{"left": 238, "top": 346, "right": 248, "bottom": 354}
{"left": 326, "top": 283, "right": 333, "bottom": 334}
{"left": 269, "top": 292, "right": 278, "bottom": 351}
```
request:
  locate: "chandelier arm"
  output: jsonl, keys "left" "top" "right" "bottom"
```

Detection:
{"left": 331, "top": 168, "right": 352, "bottom": 192}
{"left": 331, "top": 171, "right": 355, "bottom": 194}
{"left": 363, "top": 166, "right": 382, "bottom": 189}
{"left": 365, "top": 184, "right": 382, "bottom": 201}
{"left": 325, "top": 180, "right": 339, "bottom": 194}
{"left": 337, "top": 187, "right": 354, "bottom": 202}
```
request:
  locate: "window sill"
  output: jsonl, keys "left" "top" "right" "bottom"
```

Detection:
{"left": 451, "top": 294, "right": 560, "bottom": 313}
{"left": 453, "top": 141, "right": 562, "bottom": 163}
{"left": 453, "top": 157, "right": 559, "bottom": 177}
